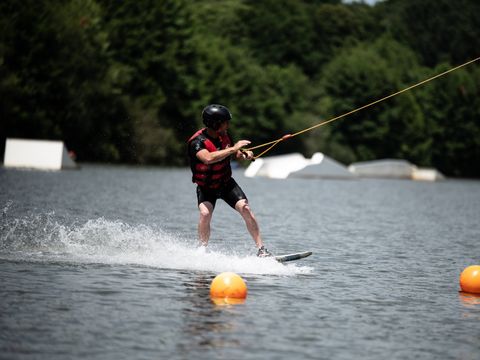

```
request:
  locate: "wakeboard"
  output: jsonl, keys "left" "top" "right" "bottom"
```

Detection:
{"left": 274, "top": 251, "right": 312, "bottom": 263}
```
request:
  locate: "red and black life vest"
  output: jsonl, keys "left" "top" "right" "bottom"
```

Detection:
{"left": 187, "top": 128, "right": 233, "bottom": 189}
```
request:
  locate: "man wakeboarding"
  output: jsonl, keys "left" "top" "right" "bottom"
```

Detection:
{"left": 187, "top": 104, "right": 271, "bottom": 257}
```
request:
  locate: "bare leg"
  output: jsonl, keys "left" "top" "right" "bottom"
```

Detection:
{"left": 198, "top": 201, "right": 214, "bottom": 246}
{"left": 235, "top": 199, "right": 263, "bottom": 248}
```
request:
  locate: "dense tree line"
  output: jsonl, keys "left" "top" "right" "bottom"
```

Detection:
{"left": 1, "top": 0, "right": 479, "bottom": 176}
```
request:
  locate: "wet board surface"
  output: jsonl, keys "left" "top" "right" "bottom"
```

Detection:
{"left": 274, "top": 251, "right": 312, "bottom": 263}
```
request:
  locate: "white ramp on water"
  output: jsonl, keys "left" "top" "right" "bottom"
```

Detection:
{"left": 244, "top": 152, "right": 353, "bottom": 179}
{"left": 348, "top": 159, "right": 445, "bottom": 181}
{"left": 4, "top": 138, "right": 77, "bottom": 170}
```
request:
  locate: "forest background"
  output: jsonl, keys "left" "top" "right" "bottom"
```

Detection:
{"left": 1, "top": 0, "right": 479, "bottom": 177}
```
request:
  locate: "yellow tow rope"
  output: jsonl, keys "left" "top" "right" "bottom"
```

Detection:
{"left": 246, "top": 56, "right": 480, "bottom": 159}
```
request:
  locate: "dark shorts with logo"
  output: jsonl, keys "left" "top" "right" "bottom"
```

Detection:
{"left": 196, "top": 178, "right": 247, "bottom": 209}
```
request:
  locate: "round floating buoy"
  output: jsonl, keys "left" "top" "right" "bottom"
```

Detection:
{"left": 459, "top": 265, "right": 480, "bottom": 294}
{"left": 210, "top": 272, "right": 247, "bottom": 299}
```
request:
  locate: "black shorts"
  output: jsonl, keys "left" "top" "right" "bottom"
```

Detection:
{"left": 196, "top": 178, "right": 247, "bottom": 209}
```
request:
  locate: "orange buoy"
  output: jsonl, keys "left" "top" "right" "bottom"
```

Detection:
{"left": 210, "top": 272, "right": 247, "bottom": 299}
{"left": 459, "top": 265, "right": 480, "bottom": 294}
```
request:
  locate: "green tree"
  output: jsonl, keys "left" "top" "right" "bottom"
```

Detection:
{"left": 0, "top": 0, "right": 134, "bottom": 162}
{"left": 99, "top": 0, "right": 194, "bottom": 164}
{"left": 380, "top": 0, "right": 480, "bottom": 67}
{"left": 316, "top": 37, "right": 429, "bottom": 164}
{"left": 160, "top": 32, "right": 313, "bottom": 155}
{"left": 420, "top": 65, "right": 480, "bottom": 177}
{"left": 1, "top": 0, "right": 478, "bottom": 176}
{"left": 310, "top": 2, "right": 380, "bottom": 74}
{"left": 236, "top": 0, "right": 317, "bottom": 75}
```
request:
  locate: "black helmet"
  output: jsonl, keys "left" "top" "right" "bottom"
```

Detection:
{"left": 202, "top": 104, "right": 232, "bottom": 130}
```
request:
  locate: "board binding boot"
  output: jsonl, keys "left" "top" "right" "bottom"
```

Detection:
{"left": 257, "top": 246, "right": 272, "bottom": 258}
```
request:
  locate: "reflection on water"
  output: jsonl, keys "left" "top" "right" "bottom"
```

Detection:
{"left": 458, "top": 292, "right": 480, "bottom": 322}
{"left": 458, "top": 291, "right": 480, "bottom": 307}
{"left": 178, "top": 274, "right": 245, "bottom": 354}
{"left": 210, "top": 298, "right": 246, "bottom": 306}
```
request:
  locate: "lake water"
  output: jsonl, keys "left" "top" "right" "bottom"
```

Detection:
{"left": 1, "top": 165, "right": 479, "bottom": 360}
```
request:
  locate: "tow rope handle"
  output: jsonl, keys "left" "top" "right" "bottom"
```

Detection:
{"left": 240, "top": 149, "right": 255, "bottom": 162}
{"left": 240, "top": 134, "right": 292, "bottom": 161}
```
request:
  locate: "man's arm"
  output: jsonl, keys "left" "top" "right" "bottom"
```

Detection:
{"left": 196, "top": 140, "right": 251, "bottom": 164}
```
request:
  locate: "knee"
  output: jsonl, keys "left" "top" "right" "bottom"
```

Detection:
{"left": 199, "top": 207, "right": 212, "bottom": 222}
{"left": 237, "top": 200, "right": 253, "bottom": 217}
